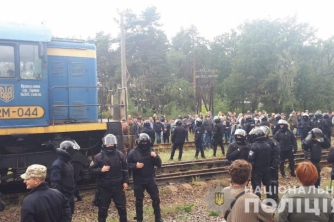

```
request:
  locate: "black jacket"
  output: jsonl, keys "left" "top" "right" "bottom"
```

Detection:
{"left": 323, "top": 118, "right": 332, "bottom": 134}
{"left": 298, "top": 119, "right": 313, "bottom": 134}
{"left": 194, "top": 126, "right": 204, "bottom": 144}
{"left": 141, "top": 126, "right": 156, "bottom": 145}
{"left": 303, "top": 134, "right": 330, "bottom": 163}
{"left": 243, "top": 121, "right": 255, "bottom": 135}
{"left": 226, "top": 142, "right": 250, "bottom": 162}
{"left": 274, "top": 129, "right": 297, "bottom": 152}
{"left": 127, "top": 147, "right": 162, "bottom": 183}
{"left": 21, "top": 182, "right": 71, "bottom": 222}
{"left": 153, "top": 122, "right": 164, "bottom": 134}
{"left": 203, "top": 119, "right": 214, "bottom": 132}
{"left": 50, "top": 154, "right": 75, "bottom": 198}
{"left": 89, "top": 149, "right": 129, "bottom": 188}
{"left": 213, "top": 122, "right": 224, "bottom": 141}
{"left": 172, "top": 125, "right": 186, "bottom": 144}
{"left": 247, "top": 140, "right": 271, "bottom": 171}
{"left": 266, "top": 138, "right": 280, "bottom": 168}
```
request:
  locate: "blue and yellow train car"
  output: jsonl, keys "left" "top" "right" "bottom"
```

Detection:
{"left": 0, "top": 23, "right": 117, "bottom": 182}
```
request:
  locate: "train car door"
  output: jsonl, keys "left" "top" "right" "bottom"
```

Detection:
{"left": 0, "top": 43, "right": 49, "bottom": 127}
{"left": 67, "top": 57, "right": 89, "bottom": 121}
{"left": 48, "top": 55, "right": 70, "bottom": 121}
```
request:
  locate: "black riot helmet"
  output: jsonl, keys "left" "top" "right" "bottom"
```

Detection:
{"left": 275, "top": 114, "right": 281, "bottom": 121}
{"left": 102, "top": 134, "right": 117, "bottom": 154}
{"left": 315, "top": 112, "right": 323, "bottom": 120}
{"left": 234, "top": 129, "right": 246, "bottom": 144}
{"left": 136, "top": 133, "right": 151, "bottom": 152}
{"left": 278, "top": 119, "right": 288, "bottom": 132}
{"left": 253, "top": 128, "right": 266, "bottom": 141}
{"left": 144, "top": 120, "right": 151, "bottom": 127}
{"left": 324, "top": 113, "right": 329, "bottom": 119}
{"left": 196, "top": 118, "right": 202, "bottom": 127}
{"left": 213, "top": 116, "right": 220, "bottom": 123}
{"left": 311, "top": 128, "right": 323, "bottom": 138}
{"left": 259, "top": 126, "right": 270, "bottom": 137}
{"left": 302, "top": 113, "right": 309, "bottom": 120}
{"left": 60, "top": 140, "right": 80, "bottom": 151}
{"left": 57, "top": 140, "right": 79, "bottom": 159}
{"left": 309, "top": 113, "right": 314, "bottom": 118}
{"left": 260, "top": 115, "right": 267, "bottom": 122}
{"left": 60, "top": 140, "right": 80, "bottom": 154}
{"left": 175, "top": 119, "right": 182, "bottom": 126}
{"left": 247, "top": 128, "right": 257, "bottom": 144}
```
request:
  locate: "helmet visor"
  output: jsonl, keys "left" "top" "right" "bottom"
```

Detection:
{"left": 103, "top": 135, "right": 117, "bottom": 145}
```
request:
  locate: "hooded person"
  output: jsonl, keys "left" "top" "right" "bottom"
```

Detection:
{"left": 89, "top": 134, "right": 129, "bottom": 222}
{"left": 50, "top": 140, "right": 79, "bottom": 216}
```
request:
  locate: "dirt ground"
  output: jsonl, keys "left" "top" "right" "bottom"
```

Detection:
{"left": 1, "top": 166, "right": 333, "bottom": 222}
{"left": 0, "top": 178, "right": 229, "bottom": 222}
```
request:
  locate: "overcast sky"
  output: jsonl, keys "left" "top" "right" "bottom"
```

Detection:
{"left": 1, "top": 0, "right": 333, "bottom": 40}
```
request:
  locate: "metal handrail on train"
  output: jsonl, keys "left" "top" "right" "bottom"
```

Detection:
{"left": 50, "top": 85, "right": 109, "bottom": 125}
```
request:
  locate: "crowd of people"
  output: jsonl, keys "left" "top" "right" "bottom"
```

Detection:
{"left": 2, "top": 109, "right": 334, "bottom": 221}
{"left": 123, "top": 109, "right": 334, "bottom": 145}
{"left": 121, "top": 109, "right": 334, "bottom": 221}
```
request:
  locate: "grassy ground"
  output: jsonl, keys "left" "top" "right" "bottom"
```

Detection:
{"left": 158, "top": 147, "right": 226, "bottom": 163}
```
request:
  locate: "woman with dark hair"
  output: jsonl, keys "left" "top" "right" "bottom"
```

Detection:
{"left": 274, "top": 161, "right": 334, "bottom": 221}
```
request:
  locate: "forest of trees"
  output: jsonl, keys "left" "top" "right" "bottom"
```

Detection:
{"left": 94, "top": 6, "right": 334, "bottom": 117}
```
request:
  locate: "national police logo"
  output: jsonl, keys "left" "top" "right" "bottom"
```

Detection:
{"left": 215, "top": 192, "right": 224, "bottom": 206}
{"left": 0, "top": 85, "right": 14, "bottom": 103}
{"left": 206, "top": 184, "right": 225, "bottom": 215}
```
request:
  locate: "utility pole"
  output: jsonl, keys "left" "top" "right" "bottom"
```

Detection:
{"left": 120, "top": 12, "right": 128, "bottom": 121}
{"left": 193, "top": 60, "right": 196, "bottom": 112}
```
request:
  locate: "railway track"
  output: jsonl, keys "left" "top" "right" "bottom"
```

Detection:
{"left": 3, "top": 150, "right": 331, "bottom": 205}
{"left": 153, "top": 136, "right": 303, "bottom": 152}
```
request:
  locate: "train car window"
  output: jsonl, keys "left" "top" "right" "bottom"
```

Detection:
{"left": 0, "top": 45, "right": 15, "bottom": 78}
{"left": 19, "top": 44, "right": 42, "bottom": 80}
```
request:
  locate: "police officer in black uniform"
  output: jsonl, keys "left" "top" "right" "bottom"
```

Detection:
{"left": 274, "top": 120, "right": 297, "bottom": 178}
{"left": 226, "top": 129, "right": 250, "bottom": 162}
{"left": 141, "top": 120, "right": 156, "bottom": 147}
{"left": 247, "top": 128, "right": 271, "bottom": 199}
{"left": 50, "top": 140, "right": 77, "bottom": 215}
{"left": 194, "top": 118, "right": 205, "bottom": 159}
{"left": 243, "top": 115, "right": 255, "bottom": 136}
{"left": 323, "top": 113, "right": 332, "bottom": 143}
{"left": 302, "top": 128, "right": 331, "bottom": 188}
{"left": 272, "top": 114, "right": 282, "bottom": 135}
{"left": 127, "top": 133, "right": 164, "bottom": 222}
{"left": 170, "top": 119, "right": 186, "bottom": 161}
{"left": 313, "top": 112, "right": 325, "bottom": 132}
{"left": 298, "top": 113, "right": 314, "bottom": 155}
{"left": 259, "top": 125, "right": 280, "bottom": 205}
{"left": 212, "top": 116, "right": 225, "bottom": 156}
{"left": 259, "top": 115, "right": 270, "bottom": 127}
{"left": 89, "top": 134, "right": 128, "bottom": 222}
